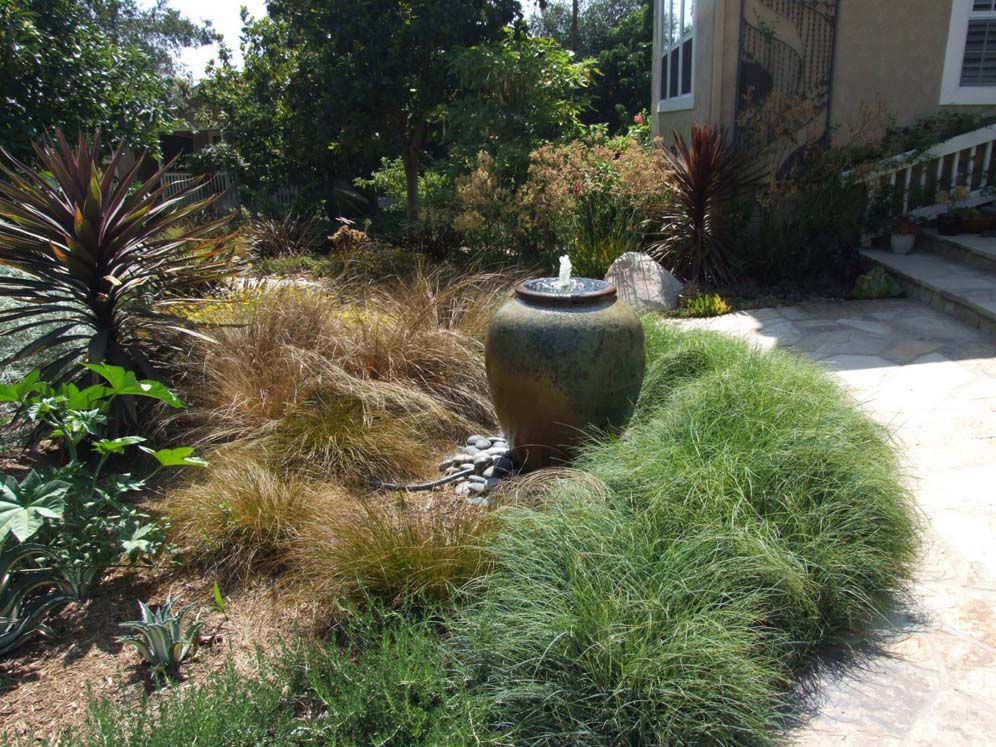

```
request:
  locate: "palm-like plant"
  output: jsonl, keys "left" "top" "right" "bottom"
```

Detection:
{"left": 0, "top": 130, "right": 233, "bottom": 382}
{"left": 649, "top": 124, "right": 761, "bottom": 287}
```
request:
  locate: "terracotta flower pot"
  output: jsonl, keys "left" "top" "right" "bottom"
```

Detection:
{"left": 485, "top": 278, "right": 645, "bottom": 472}
{"left": 960, "top": 215, "right": 993, "bottom": 234}
{"left": 937, "top": 215, "right": 961, "bottom": 236}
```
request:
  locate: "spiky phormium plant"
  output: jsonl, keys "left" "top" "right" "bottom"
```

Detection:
{"left": 0, "top": 129, "right": 233, "bottom": 382}
{"left": 649, "top": 124, "right": 760, "bottom": 287}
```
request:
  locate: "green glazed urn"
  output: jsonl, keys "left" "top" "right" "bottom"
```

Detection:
{"left": 485, "top": 277, "right": 645, "bottom": 471}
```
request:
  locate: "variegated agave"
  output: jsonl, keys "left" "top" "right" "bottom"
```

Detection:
{"left": 1, "top": 541, "right": 78, "bottom": 657}
{"left": 0, "top": 129, "right": 233, "bottom": 383}
{"left": 117, "top": 596, "right": 203, "bottom": 676}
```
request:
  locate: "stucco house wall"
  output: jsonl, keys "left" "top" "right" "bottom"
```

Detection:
{"left": 653, "top": 0, "right": 996, "bottom": 146}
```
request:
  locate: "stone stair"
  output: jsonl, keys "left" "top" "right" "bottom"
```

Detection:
{"left": 861, "top": 229, "right": 996, "bottom": 338}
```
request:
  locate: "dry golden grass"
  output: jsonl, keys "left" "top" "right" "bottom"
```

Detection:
{"left": 163, "top": 450, "right": 316, "bottom": 579}
{"left": 290, "top": 493, "right": 497, "bottom": 607}
{"left": 178, "top": 269, "right": 507, "bottom": 467}
{"left": 163, "top": 267, "right": 513, "bottom": 601}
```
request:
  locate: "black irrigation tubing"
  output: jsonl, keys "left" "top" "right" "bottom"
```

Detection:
{"left": 367, "top": 466, "right": 475, "bottom": 492}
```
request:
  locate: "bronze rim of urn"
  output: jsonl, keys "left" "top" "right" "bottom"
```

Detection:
{"left": 485, "top": 277, "right": 646, "bottom": 472}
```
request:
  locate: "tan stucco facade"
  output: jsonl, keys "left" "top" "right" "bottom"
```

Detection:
{"left": 830, "top": 0, "right": 966, "bottom": 144}
{"left": 652, "top": 0, "right": 993, "bottom": 146}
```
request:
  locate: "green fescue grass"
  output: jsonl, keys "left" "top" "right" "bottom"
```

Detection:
{"left": 13, "top": 320, "right": 919, "bottom": 746}
{"left": 453, "top": 321, "right": 920, "bottom": 745}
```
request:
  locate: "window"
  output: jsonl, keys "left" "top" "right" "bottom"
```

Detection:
{"left": 941, "top": 1, "right": 996, "bottom": 104}
{"left": 658, "top": 0, "right": 694, "bottom": 112}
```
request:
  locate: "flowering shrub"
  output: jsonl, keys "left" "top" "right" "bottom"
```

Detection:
{"left": 448, "top": 131, "right": 674, "bottom": 273}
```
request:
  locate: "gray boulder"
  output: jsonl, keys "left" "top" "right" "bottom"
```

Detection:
{"left": 604, "top": 252, "right": 683, "bottom": 310}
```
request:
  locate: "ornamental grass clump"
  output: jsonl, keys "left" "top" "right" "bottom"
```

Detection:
{"left": 455, "top": 320, "right": 920, "bottom": 745}
{"left": 164, "top": 268, "right": 509, "bottom": 599}
{"left": 291, "top": 496, "right": 497, "bottom": 607}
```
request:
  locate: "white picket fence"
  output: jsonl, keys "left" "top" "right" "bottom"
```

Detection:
{"left": 854, "top": 123, "right": 996, "bottom": 218}
{"left": 161, "top": 171, "right": 300, "bottom": 212}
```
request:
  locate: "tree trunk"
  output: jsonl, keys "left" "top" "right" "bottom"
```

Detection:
{"left": 401, "top": 147, "right": 419, "bottom": 221}
{"left": 571, "top": 0, "right": 578, "bottom": 52}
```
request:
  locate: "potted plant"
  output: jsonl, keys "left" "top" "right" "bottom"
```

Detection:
{"left": 890, "top": 215, "right": 918, "bottom": 254}
{"left": 935, "top": 185, "right": 974, "bottom": 235}
{"left": 957, "top": 207, "right": 993, "bottom": 233}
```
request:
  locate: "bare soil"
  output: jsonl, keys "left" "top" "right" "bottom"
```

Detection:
{"left": 0, "top": 565, "right": 308, "bottom": 742}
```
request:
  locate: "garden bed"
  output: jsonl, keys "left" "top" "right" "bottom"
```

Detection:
{"left": 1, "top": 306, "right": 919, "bottom": 746}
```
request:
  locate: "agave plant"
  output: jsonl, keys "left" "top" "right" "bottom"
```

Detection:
{"left": 117, "top": 596, "right": 203, "bottom": 677}
{"left": 649, "top": 124, "right": 762, "bottom": 287}
{"left": 0, "top": 129, "right": 233, "bottom": 383}
{"left": 1, "top": 541, "right": 78, "bottom": 657}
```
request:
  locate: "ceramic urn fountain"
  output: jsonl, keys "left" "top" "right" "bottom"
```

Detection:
{"left": 484, "top": 257, "right": 646, "bottom": 471}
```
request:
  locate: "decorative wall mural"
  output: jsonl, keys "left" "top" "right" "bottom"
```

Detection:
{"left": 735, "top": 0, "right": 839, "bottom": 173}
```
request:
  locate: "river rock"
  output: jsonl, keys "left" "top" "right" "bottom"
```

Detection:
{"left": 605, "top": 252, "right": 683, "bottom": 310}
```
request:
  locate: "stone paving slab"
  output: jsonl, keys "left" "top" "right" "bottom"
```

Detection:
{"left": 675, "top": 298, "right": 996, "bottom": 746}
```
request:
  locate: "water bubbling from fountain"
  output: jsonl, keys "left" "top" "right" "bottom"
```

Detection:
{"left": 558, "top": 255, "right": 572, "bottom": 292}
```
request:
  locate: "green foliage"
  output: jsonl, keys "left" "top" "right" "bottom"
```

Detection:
{"left": 532, "top": 0, "right": 653, "bottom": 131}
{"left": 448, "top": 29, "right": 595, "bottom": 179}
{"left": 0, "top": 130, "right": 233, "bottom": 383}
{"left": 588, "top": 2, "right": 653, "bottom": 131}
{"left": 117, "top": 597, "right": 203, "bottom": 678}
{"left": 0, "top": 541, "right": 77, "bottom": 657}
{"left": 0, "top": 365, "right": 184, "bottom": 460}
{"left": 852, "top": 266, "right": 904, "bottom": 300}
{"left": 881, "top": 108, "right": 996, "bottom": 158}
{"left": 650, "top": 125, "right": 761, "bottom": 287}
{"left": 286, "top": 613, "right": 503, "bottom": 745}
{"left": 455, "top": 322, "right": 919, "bottom": 745}
{"left": 0, "top": 471, "right": 68, "bottom": 543}
{"left": 54, "top": 662, "right": 302, "bottom": 746}
{"left": 740, "top": 173, "right": 867, "bottom": 291}
{"left": 679, "top": 292, "right": 732, "bottom": 317}
{"left": 38, "top": 615, "right": 506, "bottom": 746}
{"left": 0, "top": 0, "right": 214, "bottom": 159}
{"left": 194, "top": 17, "right": 299, "bottom": 194}
{"left": 233, "top": 0, "right": 519, "bottom": 219}
{"left": 0, "top": 366, "right": 204, "bottom": 597}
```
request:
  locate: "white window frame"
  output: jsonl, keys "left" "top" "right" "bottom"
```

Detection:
{"left": 941, "top": 0, "right": 996, "bottom": 105}
{"left": 657, "top": 0, "right": 694, "bottom": 113}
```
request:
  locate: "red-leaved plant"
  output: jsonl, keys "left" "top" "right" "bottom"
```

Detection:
{"left": 649, "top": 124, "right": 761, "bottom": 287}
{"left": 0, "top": 129, "right": 232, "bottom": 382}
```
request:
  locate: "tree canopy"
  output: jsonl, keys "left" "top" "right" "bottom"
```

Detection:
{"left": 0, "top": 0, "right": 216, "bottom": 158}
{"left": 531, "top": 0, "right": 652, "bottom": 130}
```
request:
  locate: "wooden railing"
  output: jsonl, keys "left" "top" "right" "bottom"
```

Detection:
{"left": 161, "top": 171, "right": 239, "bottom": 212}
{"left": 853, "top": 123, "right": 996, "bottom": 218}
{"left": 161, "top": 171, "right": 300, "bottom": 212}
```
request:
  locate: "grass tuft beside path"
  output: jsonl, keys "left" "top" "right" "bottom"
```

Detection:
{"left": 454, "top": 321, "right": 920, "bottom": 745}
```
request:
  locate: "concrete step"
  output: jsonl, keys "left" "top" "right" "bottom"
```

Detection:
{"left": 861, "top": 249, "right": 996, "bottom": 337}
{"left": 917, "top": 229, "right": 996, "bottom": 274}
